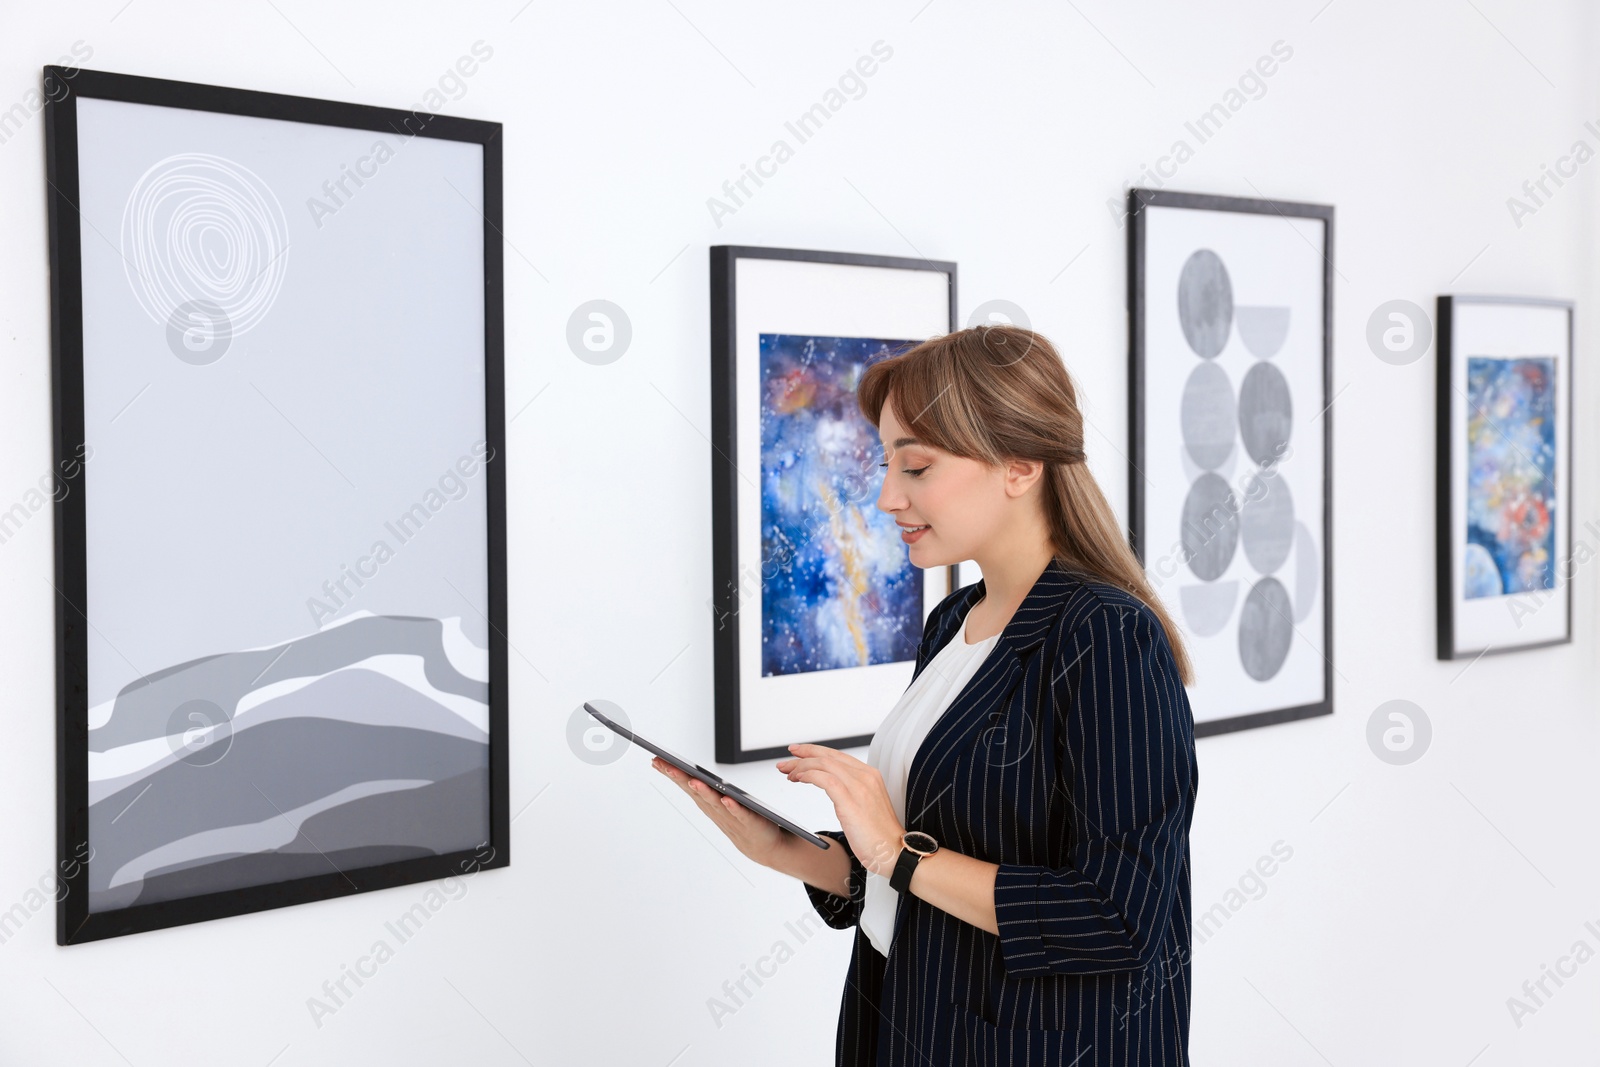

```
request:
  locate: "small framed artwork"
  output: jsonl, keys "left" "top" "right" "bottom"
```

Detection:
{"left": 46, "top": 66, "right": 508, "bottom": 942}
{"left": 709, "top": 246, "right": 956, "bottom": 763}
{"left": 1435, "top": 295, "right": 1573, "bottom": 660}
{"left": 1128, "top": 189, "right": 1334, "bottom": 737}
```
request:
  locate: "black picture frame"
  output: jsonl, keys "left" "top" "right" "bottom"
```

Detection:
{"left": 1127, "top": 188, "right": 1334, "bottom": 737}
{"left": 709, "top": 245, "right": 957, "bottom": 764}
{"left": 1435, "top": 294, "right": 1574, "bottom": 661}
{"left": 45, "top": 65, "right": 509, "bottom": 944}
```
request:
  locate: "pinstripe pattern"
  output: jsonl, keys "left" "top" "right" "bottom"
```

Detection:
{"left": 804, "top": 560, "right": 1197, "bottom": 1065}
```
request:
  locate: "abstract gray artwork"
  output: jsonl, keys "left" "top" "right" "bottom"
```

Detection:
{"left": 1131, "top": 191, "right": 1331, "bottom": 733}
{"left": 48, "top": 67, "right": 507, "bottom": 940}
{"left": 1175, "top": 247, "right": 1302, "bottom": 683}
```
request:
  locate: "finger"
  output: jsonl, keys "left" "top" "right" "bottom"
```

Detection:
{"left": 654, "top": 759, "right": 690, "bottom": 790}
{"left": 694, "top": 784, "right": 742, "bottom": 825}
{"left": 685, "top": 779, "right": 729, "bottom": 812}
{"left": 785, "top": 747, "right": 858, "bottom": 775}
{"left": 783, "top": 755, "right": 857, "bottom": 782}
{"left": 661, "top": 764, "right": 711, "bottom": 803}
{"left": 788, "top": 767, "right": 841, "bottom": 791}
{"left": 787, "top": 743, "right": 839, "bottom": 757}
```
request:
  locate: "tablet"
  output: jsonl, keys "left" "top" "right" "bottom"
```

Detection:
{"left": 583, "top": 702, "right": 834, "bottom": 850}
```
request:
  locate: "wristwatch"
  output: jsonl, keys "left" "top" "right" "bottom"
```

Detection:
{"left": 888, "top": 830, "right": 939, "bottom": 893}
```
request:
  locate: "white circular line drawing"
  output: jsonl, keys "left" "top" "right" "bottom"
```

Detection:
{"left": 120, "top": 152, "right": 290, "bottom": 338}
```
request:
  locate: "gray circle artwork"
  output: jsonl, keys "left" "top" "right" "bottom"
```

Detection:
{"left": 1366, "top": 299, "right": 1432, "bottom": 366}
{"left": 166, "top": 698, "right": 232, "bottom": 767}
{"left": 568, "top": 700, "right": 631, "bottom": 765}
{"left": 165, "top": 299, "right": 233, "bottom": 364}
{"left": 966, "top": 299, "right": 1031, "bottom": 331}
{"left": 1240, "top": 472, "right": 1294, "bottom": 574}
{"left": 1366, "top": 699, "right": 1432, "bottom": 765}
{"left": 566, "top": 300, "right": 633, "bottom": 365}
{"left": 1180, "top": 472, "right": 1240, "bottom": 581}
{"left": 1292, "top": 520, "right": 1320, "bottom": 623}
{"left": 1180, "top": 361, "right": 1236, "bottom": 470}
{"left": 1234, "top": 306, "right": 1290, "bottom": 359}
{"left": 1177, "top": 249, "right": 1233, "bottom": 359}
{"left": 1238, "top": 576, "right": 1293, "bottom": 681}
{"left": 1238, "top": 361, "right": 1293, "bottom": 465}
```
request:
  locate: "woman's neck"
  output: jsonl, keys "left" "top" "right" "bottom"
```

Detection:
{"left": 966, "top": 539, "right": 1055, "bottom": 641}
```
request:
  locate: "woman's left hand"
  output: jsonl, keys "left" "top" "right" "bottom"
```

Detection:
{"left": 776, "top": 743, "right": 905, "bottom": 879}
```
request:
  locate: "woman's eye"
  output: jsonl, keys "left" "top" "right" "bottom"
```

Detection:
{"left": 904, "top": 466, "right": 929, "bottom": 477}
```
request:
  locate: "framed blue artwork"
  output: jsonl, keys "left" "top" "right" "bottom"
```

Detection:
{"left": 1436, "top": 295, "right": 1573, "bottom": 659}
{"left": 709, "top": 246, "right": 956, "bottom": 763}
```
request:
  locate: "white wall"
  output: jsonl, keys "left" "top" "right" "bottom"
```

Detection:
{"left": 2, "top": 1, "right": 1597, "bottom": 1063}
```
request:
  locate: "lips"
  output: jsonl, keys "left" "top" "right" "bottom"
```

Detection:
{"left": 899, "top": 522, "right": 931, "bottom": 544}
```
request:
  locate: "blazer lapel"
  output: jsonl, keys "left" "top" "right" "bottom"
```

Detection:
{"left": 902, "top": 562, "right": 1079, "bottom": 827}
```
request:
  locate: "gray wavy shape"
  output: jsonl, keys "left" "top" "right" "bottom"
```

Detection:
{"left": 107, "top": 779, "right": 429, "bottom": 891}
{"left": 100, "top": 769, "right": 490, "bottom": 911}
{"left": 87, "top": 717, "right": 487, "bottom": 895}
{"left": 90, "top": 615, "right": 487, "bottom": 752}
{"left": 103, "top": 845, "right": 436, "bottom": 912}
{"left": 90, "top": 668, "right": 488, "bottom": 805}
{"left": 281, "top": 764, "right": 489, "bottom": 857}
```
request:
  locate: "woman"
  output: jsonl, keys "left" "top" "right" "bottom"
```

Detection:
{"left": 655, "top": 324, "right": 1198, "bottom": 1066}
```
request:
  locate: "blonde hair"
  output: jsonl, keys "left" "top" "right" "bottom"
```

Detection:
{"left": 857, "top": 323, "right": 1193, "bottom": 685}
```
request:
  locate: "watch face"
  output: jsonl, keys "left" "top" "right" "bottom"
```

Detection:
{"left": 904, "top": 831, "right": 938, "bottom": 855}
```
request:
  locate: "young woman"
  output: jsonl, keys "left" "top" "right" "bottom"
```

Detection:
{"left": 655, "top": 324, "right": 1198, "bottom": 1066}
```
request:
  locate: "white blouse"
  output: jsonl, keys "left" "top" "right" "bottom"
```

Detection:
{"left": 860, "top": 601, "right": 999, "bottom": 957}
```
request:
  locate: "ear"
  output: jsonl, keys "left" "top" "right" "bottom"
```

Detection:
{"left": 1002, "top": 457, "right": 1046, "bottom": 498}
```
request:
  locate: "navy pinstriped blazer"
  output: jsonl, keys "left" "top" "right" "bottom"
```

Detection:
{"left": 805, "top": 560, "right": 1197, "bottom": 1066}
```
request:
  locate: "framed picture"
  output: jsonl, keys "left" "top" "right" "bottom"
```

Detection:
{"left": 1435, "top": 295, "right": 1573, "bottom": 659}
{"left": 1128, "top": 189, "right": 1333, "bottom": 737}
{"left": 45, "top": 66, "right": 508, "bottom": 943}
{"left": 709, "top": 246, "right": 956, "bottom": 763}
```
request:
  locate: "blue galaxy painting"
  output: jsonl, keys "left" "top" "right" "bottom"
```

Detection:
{"left": 1463, "top": 356, "right": 1557, "bottom": 599}
{"left": 759, "top": 334, "right": 923, "bottom": 677}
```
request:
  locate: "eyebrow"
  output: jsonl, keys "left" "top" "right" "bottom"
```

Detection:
{"left": 884, "top": 437, "right": 921, "bottom": 449}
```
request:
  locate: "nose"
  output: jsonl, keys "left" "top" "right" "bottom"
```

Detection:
{"left": 877, "top": 469, "right": 903, "bottom": 515}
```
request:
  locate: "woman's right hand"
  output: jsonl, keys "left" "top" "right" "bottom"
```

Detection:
{"left": 652, "top": 757, "right": 791, "bottom": 868}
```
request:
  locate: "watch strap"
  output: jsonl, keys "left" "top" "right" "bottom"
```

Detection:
{"left": 889, "top": 845, "right": 921, "bottom": 893}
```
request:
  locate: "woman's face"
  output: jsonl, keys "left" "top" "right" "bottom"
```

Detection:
{"left": 875, "top": 396, "right": 1009, "bottom": 568}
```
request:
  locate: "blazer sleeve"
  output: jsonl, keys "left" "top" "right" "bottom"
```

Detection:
{"left": 991, "top": 600, "right": 1196, "bottom": 978}
{"left": 804, "top": 830, "right": 868, "bottom": 929}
